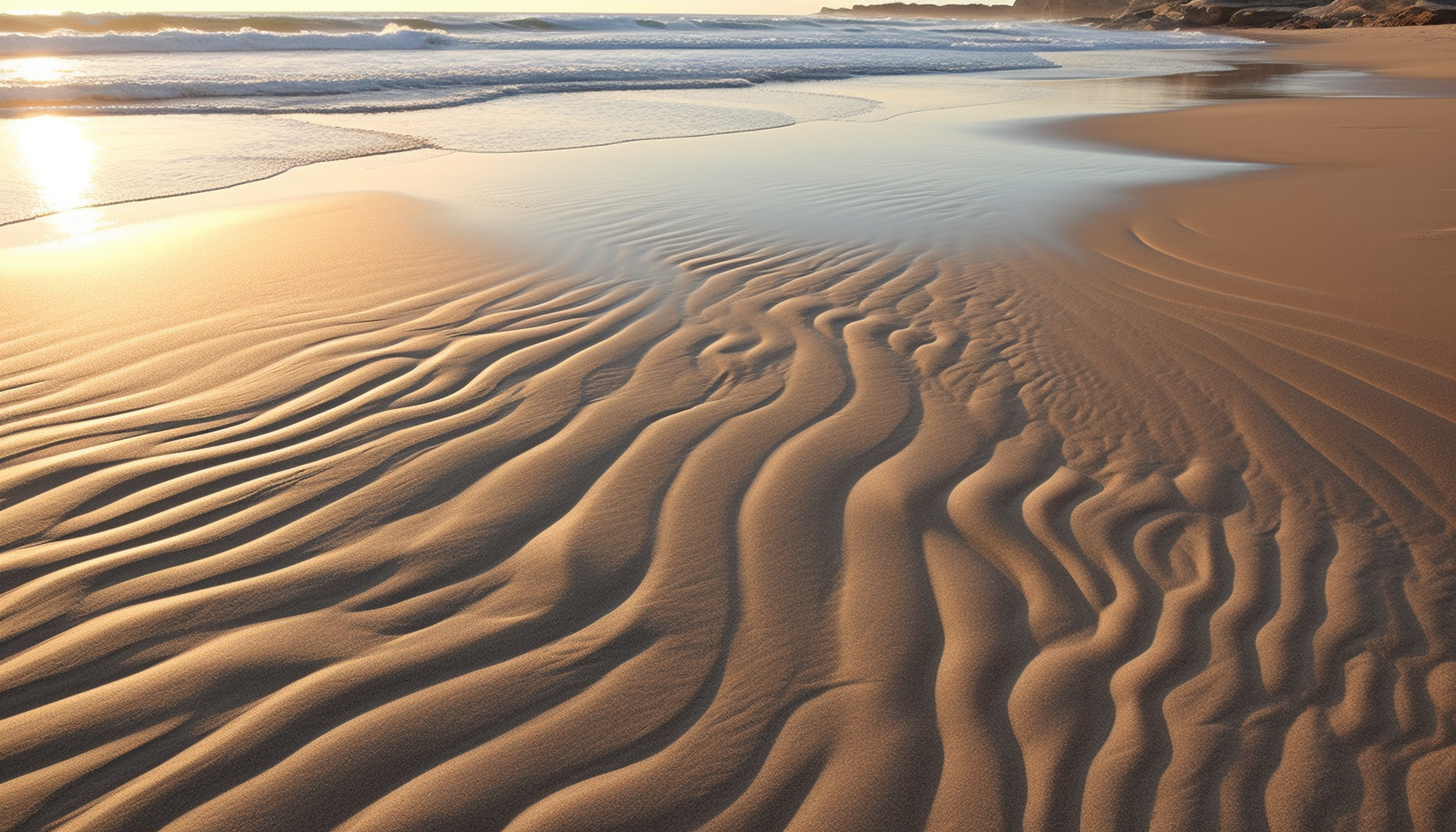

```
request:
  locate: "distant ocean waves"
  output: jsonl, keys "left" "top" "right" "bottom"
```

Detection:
{"left": 0, "top": 26, "right": 455, "bottom": 56}
{"left": 0, "top": 25, "right": 1202, "bottom": 57}
{"left": 0, "top": 14, "right": 1247, "bottom": 117}
{"left": 0, "top": 11, "right": 1233, "bottom": 45}
{"left": 0, "top": 13, "right": 1237, "bottom": 57}
{"left": 0, "top": 51, "right": 1063, "bottom": 117}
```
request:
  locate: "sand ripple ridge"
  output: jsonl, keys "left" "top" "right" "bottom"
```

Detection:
{"left": 0, "top": 180, "right": 1453, "bottom": 832}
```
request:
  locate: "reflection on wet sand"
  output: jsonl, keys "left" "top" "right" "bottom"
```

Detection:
{"left": 13, "top": 115, "right": 101, "bottom": 238}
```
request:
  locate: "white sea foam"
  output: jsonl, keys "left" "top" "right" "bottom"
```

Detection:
{"left": 0, "top": 50, "right": 1063, "bottom": 116}
{"left": 0, "top": 27, "right": 455, "bottom": 56}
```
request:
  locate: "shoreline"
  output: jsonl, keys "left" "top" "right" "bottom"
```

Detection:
{"left": 0, "top": 25, "right": 1254, "bottom": 236}
{"left": 1247, "top": 23, "right": 1456, "bottom": 78}
{"left": 1057, "top": 25, "right": 1455, "bottom": 383}
{"left": 1038, "top": 22, "right": 1456, "bottom": 550}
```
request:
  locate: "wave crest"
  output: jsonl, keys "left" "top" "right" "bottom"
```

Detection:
{"left": 0, "top": 12, "right": 451, "bottom": 35}
{"left": 0, "top": 26, "right": 455, "bottom": 55}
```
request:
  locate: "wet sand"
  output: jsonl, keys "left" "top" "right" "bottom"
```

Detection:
{"left": 1, "top": 28, "right": 1454, "bottom": 832}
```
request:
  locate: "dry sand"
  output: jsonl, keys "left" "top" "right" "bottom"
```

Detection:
{"left": 1, "top": 28, "right": 1455, "bottom": 832}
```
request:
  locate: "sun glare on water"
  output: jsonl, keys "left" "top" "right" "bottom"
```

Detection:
{"left": 4, "top": 56, "right": 74, "bottom": 83}
{"left": 15, "top": 115, "right": 103, "bottom": 239}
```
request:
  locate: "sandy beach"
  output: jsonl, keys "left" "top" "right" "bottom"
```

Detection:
{"left": 1, "top": 23, "right": 1454, "bottom": 832}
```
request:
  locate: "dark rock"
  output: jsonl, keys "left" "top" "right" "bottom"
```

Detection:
{"left": 818, "top": 3, "right": 1022, "bottom": 18}
{"left": 818, "top": 0, "right": 1132, "bottom": 19}
{"left": 1228, "top": 5, "right": 1309, "bottom": 23}
{"left": 1291, "top": 0, "right": 1456, "bottom": 24}
{"left": 1387, "top": 0, "right": 1456, "bottom": 21}
{"left": 1014, "top": 0, "right": 1131, "bottom": 17}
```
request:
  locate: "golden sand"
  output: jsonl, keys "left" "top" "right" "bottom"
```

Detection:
{"left": 1, "top": 28, "right": 1453, "bottom": 832}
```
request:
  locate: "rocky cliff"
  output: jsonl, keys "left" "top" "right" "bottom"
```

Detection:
{"left": 819, "top": 0, "right": 1129, "bottom": 20}
{"left": 819, "top": 3, "right": 1022, "bottom": 18}
{"left": 820, "top": 0, "right": 1456, "bottom": 25}
{"left": 1105, "top": 0, "right": 1456, "bottom": 27}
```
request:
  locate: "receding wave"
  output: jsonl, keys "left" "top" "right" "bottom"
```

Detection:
{"left": 0, "top": 54, "right": 1057, "bottom": 116}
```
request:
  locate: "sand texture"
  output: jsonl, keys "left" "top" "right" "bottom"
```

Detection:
{"left": 2, "top": 29, "right": 1455, "bottom": 832}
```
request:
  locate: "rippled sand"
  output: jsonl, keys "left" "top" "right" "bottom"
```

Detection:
{"left": 2, "top": 30, "right": 1455, "bottom": 832}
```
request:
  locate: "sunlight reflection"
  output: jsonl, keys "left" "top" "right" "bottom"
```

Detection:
{"left": 47, "top": 206, "right": 103, "bottom": 239}
{"left": 3, "top": 57, "right": 75, "bottom": 83}
{"left": 15, "top": 115, "right": 102, "bottom": 238}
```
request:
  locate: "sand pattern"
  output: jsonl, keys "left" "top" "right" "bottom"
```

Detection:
{"left": 1, "top": 151, "right": 1453, "bottom": 832}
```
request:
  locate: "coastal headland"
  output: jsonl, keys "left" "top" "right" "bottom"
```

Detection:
{"left": 821, "top": 0, "right": 1456, "bottom": 27}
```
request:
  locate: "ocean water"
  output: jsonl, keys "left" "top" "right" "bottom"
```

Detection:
{"left": 0, "top": 12, "right": 1252, "bottom": 229}
{"left": 0, "top": 12, "right": 1251, "bottom": 118}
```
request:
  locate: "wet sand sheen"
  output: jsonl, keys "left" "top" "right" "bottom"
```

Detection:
{"left": 2, "top": 29, "right": 1455, "bottom": 832}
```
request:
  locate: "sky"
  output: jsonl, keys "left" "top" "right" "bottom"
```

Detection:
{"left": 2, "top": 0, "right": 834, "bottom": 13}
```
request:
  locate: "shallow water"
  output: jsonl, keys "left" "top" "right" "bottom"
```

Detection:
{"left": 1, "top": 67, "right": 1251, "bottom": 253}
{"left": 0, "top": 16, "right": 1253, "bottom": 228}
